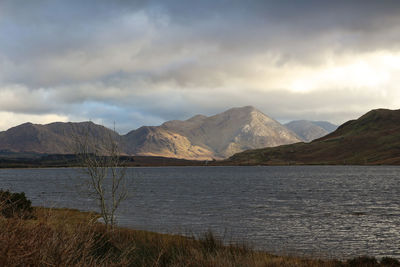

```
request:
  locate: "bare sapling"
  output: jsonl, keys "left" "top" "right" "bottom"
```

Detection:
{"left": 75, "top": 124, "right": 128, "bottom": 228}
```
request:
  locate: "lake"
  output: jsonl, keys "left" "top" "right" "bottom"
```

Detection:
{"left": 0, "top": 166, "right": 399, "bottom": 259}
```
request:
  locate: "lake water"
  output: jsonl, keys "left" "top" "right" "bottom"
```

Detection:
{"left": 1, "top": 166, "right": 400, "bottom": 259}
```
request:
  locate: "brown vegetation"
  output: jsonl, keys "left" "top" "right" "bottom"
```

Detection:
{"left": 1, "top": 206, "right": 399, "bottom": 266}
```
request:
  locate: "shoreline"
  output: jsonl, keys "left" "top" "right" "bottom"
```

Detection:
{"left": 2, "top": 163, "right": 400, "bottom": 169}
{"left": 2, "top": 152, "right": 400, "bottom": 169}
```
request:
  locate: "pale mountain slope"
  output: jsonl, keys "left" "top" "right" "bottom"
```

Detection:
{"left": 285, "top": 120, "right": 337, "bottom": 142}
{"left": 312, "top": 121, "right": 338, "bottom": 133}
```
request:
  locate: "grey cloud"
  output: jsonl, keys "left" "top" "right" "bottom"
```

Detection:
{"left": 2, "top": 0, "right": 400, "bottom": 87}
{"left": 55, "top": 82, "right": 400, "bottom": 125}
{"left": 0, "top": 86, "right": 61, "bottom": 114}
{"left": 0, "top": 0, "right": 150, "bottom": 63}
{"left": 1, "top": 1, "right": 400, "bottom": 132}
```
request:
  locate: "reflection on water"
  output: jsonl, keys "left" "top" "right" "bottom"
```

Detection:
{"left": 1, "top": 166, "right": 400, "bottom": 259}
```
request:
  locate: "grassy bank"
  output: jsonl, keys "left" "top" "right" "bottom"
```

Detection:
{"left": 0, "top": 207, "right": 399, "bottom": 266}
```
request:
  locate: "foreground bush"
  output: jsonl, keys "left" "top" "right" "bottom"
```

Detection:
{"left": 0, "top": 189, "right": 33, "bottom": 219}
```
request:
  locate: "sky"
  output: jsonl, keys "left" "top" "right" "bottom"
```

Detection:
{"left": 1, "top": 0, "right": 400, "bottom": 133}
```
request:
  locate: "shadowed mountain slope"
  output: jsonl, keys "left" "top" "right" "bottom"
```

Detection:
{"left": 228, "top": 109, "right": 400, "bottom": 165}
{"left": 0, "top": 122, "right": 119, "bottom": 154}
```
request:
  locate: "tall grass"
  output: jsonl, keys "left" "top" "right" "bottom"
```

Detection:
{"left": 0, "top": 205, "right": 399, "bottom": 266}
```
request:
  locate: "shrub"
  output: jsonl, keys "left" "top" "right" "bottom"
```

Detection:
{"left": 381, "top": 257, "right": 400, "bottom": 266}
{"left": 0, "top": 189, "right": 34, "bottom": 219}
{"left": 346, "top": 256, "right": 379, "bottom": 266}
{"left": 198, "top": 230, "right": 223, "bottom": 255}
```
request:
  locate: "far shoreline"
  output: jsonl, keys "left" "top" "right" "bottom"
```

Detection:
{"left": 2, "top": 162, "right": 400, "bottom": 169}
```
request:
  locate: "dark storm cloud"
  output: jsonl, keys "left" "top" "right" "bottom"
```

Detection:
{"left": 1, "top": 0, "right": 400, "bottom": 132}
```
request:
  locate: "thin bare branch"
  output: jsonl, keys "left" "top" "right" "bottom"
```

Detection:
{"left": 74, "top": 124, "right": 130, "bottom": 228}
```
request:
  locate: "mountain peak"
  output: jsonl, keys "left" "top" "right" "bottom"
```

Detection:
{"left": 224, "top": 105, "right": 257, "bottom": 114}
{"left": 320, "top": 108, "right": 400, "bottom": 141}
{"left": 186, "top": 114, "right": 207, "bottom": 122}
{"left": 359, "top": 108, "right": 400, "bottom": 122}
{"left": 161, "top": 106, "right": 300, "bottom": 158}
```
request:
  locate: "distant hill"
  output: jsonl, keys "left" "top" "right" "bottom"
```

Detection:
{"left": 229, "top": 109, "right": 400, "bottom": 165}
{"left": 0, "top": 122, "right": 119, "bottom": 154}
{"left": 0, "top": 106, "right": 302, "bottom": 160}
{"left": 284, "top": 120, "right": 337, "bottom": 142}
{"left": 312, "top": 121, "right": 338, "bottom": 133}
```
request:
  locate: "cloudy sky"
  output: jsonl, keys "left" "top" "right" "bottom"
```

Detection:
{"left": 1, "top": 0, "right": 400, "bottom": 133}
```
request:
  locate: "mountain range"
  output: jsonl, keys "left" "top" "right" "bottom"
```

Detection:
{"left": 228, "top": 108, "right": 400, "bottom": 165}
{"left": 0, "top": 106, "right": 336, "bottom": 160}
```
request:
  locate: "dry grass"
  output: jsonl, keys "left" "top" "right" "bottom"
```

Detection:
{"left": 0, "top": 207, "right": 398, "bottom": 266}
